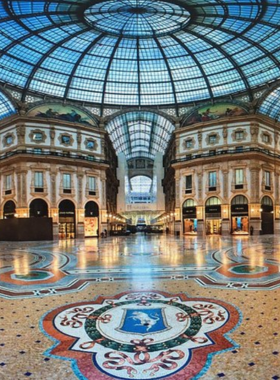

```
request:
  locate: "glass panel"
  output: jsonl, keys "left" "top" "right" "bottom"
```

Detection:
{"left": 235, "top": 169, "right": 244, "bottom": 185}
{"left": 209, "top": 172, "right": 217, "bottom": 187}
{"left": 105, "top": 111, "right": 174, "bottom": 159}
{"left": 34, "top": 171, "right": 43, "bottom": 188}
{"left": 5, "top": 175, "right": 11, "bottom": 190}
{"left": 0, "top": 1, "right": 278, "bottom": 107}
{"left": 206, "top": 197, "right": 221, "bottom": 206}
{"left": 88, "top": 176, "right": 96, "bottom": 191}
{"left": 63, "top": 174, "right": 71, "bottom": 189}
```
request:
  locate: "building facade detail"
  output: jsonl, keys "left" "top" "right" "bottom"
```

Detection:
{"left": 163, "top": 114, "right": 280, "bottom": 236}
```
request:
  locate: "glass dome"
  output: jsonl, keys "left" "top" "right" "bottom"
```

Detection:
{"left": 0, "top": 91, "right": 16, "bottom": 120}
{"left": 259, "top": 87, "right": 280, "bottom": 121}
{"left": 0, "top": 0, "right": 280, "bottom": 107}
{"left": 105, "top": 111, "right": 174, "bottom": 159}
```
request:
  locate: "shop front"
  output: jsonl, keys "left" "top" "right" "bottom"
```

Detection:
{"left": 182, "top": 199, "right": 197, "bottom": 235}
{"left": 205, "top": 197, "right": 221, "bottom": 235}
{"left": 3, "top": 200, "right": 16, "bottom": 218}
{"left": 84, "top": 201, "right": 99, "bottom": 237}
{"left": 29, "top": 198, "right": 49, "bottom": 218}
{"left": 231, "top": 195, "right": 249, "bottom": 235}
{"left": 261, "top": 196, "right": 274, "bottom": 234}
{"left": 59, "top": 200, "right": 76, "bottom": 239}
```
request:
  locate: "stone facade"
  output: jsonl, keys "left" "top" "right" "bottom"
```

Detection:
{"left": 0, "top": 113, "right": 118, "bottom": 239}
{"left": 163, "top": 114, "right": 280, "bottom": 236}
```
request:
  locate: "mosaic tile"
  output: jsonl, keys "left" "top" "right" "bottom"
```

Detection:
{"left": 0, "top": 235, "right": 279, "bottom": 379}
{"left": 41, "top": 291, "right": 241, "bottom": 379}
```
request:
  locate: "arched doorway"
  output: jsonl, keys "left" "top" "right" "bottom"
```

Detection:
{"left": 205, "top": 197, "right": 221, "bottom": 235}
{"left": 84, "top": 201, "right": 99, "bottom": 237}
{"left": 182, "top": 199, "right": 197, "bottom": 234}
{"left": 29, "top": 199, "right": 48, "bottom": 217}
{"left": 58, "top": 200, "right": 75, "bottom": 239}
{"left": 261, "top": 196, "right": 274, "bottom": 234}
{"left": 3, "top": 200, "right": 16, "bottom": 218}
{"left": 231, "top": 195, "right": 249, "bottom": 234}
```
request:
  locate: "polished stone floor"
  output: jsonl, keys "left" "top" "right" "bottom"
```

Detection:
{"left": 0, "top": 234, "right": 280, "bottom": 379}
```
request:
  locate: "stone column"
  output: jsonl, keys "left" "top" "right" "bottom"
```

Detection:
{"left": 197, "top": 170, "right": 203, "bottom": 202}
{"left": 100, "top": 171, "right": 108, "bottom": 232}
{"left": 50, "top": 167, "right": 58, "bottom": 239}
{"left": 15, "top": 167, "right": 28, "bottom": 217}
{"left": 275, "top": 171, "right": 280, "bottom": 234}
{"left": 76, "top": 170, "right": 84, "bottom": 239}
{"left": 175, "top": 171, "right": 180, "bottom": 208}
{"left": 222, "top": 169, "right": 229, "bottom": 200}
{"left": 250, "top": 123, "right": 259, "bottom": 145}
{"left": 16, "top": 125, "right": 26, "bottom": 150}
{"left": 50, "top": 168, "right": 57, "bottom": 207}
{"left": 250, "top": 164, "right": 260, "bottom": 202}
{"left": 197, "top": 130, "right": 202, "bottom": 152}
{"left": 249, "top": 164, "right": 261, "bottom": 234}
{"left": 50, "top": 126, "right": 55, "bottom": 151}
{"left": 77, "top": 132, "right": 81, "bottom": 151}
{"left": 222, "top": 125, "right": 228, "bottom": 149}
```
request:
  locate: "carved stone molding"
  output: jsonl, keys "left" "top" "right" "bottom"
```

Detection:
{"left": 231, "top": 128, "right": 248, "bottom": 142}
{"left": 84, "top": 138, "right": 98, "bottom": 151}
{"left": 2, "top": 132, "right": 15, "bottom": 147}
{"left": 205, "top": 132, "right": 221, "bottom": 146}
{"left": 58, "top": 133, "right": 74, "bottom": 147}
{"left": 29, "top": 128, "right": 47, "bottom": 144}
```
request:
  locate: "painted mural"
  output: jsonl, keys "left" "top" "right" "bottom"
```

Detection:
{"left": 28, "top": 103, "right": 97, "bottom": 126}
{"left": 184, "top": 102, "right": 248, "bottom": 126}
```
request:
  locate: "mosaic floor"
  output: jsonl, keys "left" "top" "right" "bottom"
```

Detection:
{"left": 0, "top": 234, "right": 280, "bottom": 379}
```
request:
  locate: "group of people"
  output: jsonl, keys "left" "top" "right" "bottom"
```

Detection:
{"left": 100, "top": 229, "right": 107, "bottom": 238}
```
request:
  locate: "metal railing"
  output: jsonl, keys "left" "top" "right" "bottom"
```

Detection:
{"left": 0, "top": 149, "right": 110, "bottom": 165}
{"left": 171, "top": 146, "right": 278, "bottom": 164}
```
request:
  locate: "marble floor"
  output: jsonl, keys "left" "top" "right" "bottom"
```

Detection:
{"left": 0, "top": 234, "right": 280, "bottom": 379}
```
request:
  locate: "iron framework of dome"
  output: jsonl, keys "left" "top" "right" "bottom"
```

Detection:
{"left": 105, "top": 111, "right": 175, "bottom": 159}
{"left": 0, "top": 0, "right": 280, "bottom": 109}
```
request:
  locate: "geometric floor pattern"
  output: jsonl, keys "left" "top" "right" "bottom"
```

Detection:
{"left": 1, "top": 234, "right": 280, "bottom": 379}
{"left": 1, "top": 234, "right": 280, "bottom": 299}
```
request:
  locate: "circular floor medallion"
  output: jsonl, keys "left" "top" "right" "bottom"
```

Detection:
{"left": 12, "top": 270, "right": 52, "bottom": 281}
{"left": 230, "top": 265, "right": 267, "bottom": 274}
{"left": 42, "top": 291, "right": 241, "bottom": 379}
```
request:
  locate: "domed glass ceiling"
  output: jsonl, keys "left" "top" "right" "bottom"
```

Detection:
{"left": 105, "top": 111, "right": 174, "bottom": 159}
{"left": 259, "top": 87, "right": 280, "bottom": 121}
{"left": 0, "top": 91, "right": 16, "bottom": 120}
{"left": 0, "top": 1, "right": 280, "bottom": 107}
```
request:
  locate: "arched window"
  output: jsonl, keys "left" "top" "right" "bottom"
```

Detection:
{"left": 183, "top": 199, "right": 195, "bottom": 207}
{"left": 85, "top": 201, "right": 99, "bottom": 217}
{"left": 231, "top": 195, "right": 248, "bottom": 205}
{"left": 127, "top": 175, "right": 155, "bottom": 203}
{"left": 130, "top": 176, "right": 152, "bottom": 193}
{"left": 261, "top": 196, "right": 273, "bottom": 206}
{"left": 3, "top": 200, "right": 16, "bottom": 218}
{"left": 206, "top": 197, "right": 221, "bottom": 206}
{"left": 29, "top": 199, "right": 48, "bottom": 217}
